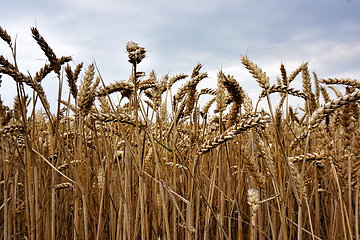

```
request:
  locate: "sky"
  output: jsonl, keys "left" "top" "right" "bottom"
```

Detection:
{"left": 1, "top": 0, "right": 360, "bottom": 114}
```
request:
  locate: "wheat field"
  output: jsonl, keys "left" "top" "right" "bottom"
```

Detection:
{"left": 1, "top": 26, "right": 360, "bottom": 240}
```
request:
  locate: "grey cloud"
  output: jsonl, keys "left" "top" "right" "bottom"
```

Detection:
{"left": 0, "top": 0, "right": 359, "bottom": 110}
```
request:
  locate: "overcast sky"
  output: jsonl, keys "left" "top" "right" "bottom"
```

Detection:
{"left": 1, "top": 0, "right": 360, "bottom": 113}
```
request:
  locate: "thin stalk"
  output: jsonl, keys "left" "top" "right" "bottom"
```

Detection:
{"left": 96, "top": 179, "right": 106, "bottom": 240}
{"left": 2, "top": 135, "right": 9, "bottom": 240}
{"left": 331, "top": 163, "right": 348, "bottom": 240}
{"left": 51, "top": 170, "right": 56, "bottom": 239}
{"left": 218, "top": 111, "right": 225, "bottom": 240}
{"left": 33, "top": 163, "right": 40, "bottom": 240}
{"left": 356, "top": 181, "right": 359, "bottom": 240}
{"left": 13, "top": 169, "right": 19, "bottom": 240}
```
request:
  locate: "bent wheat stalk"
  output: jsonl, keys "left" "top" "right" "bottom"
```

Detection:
{"left": 32, "top": 148, "right": 76, "bottom": 184}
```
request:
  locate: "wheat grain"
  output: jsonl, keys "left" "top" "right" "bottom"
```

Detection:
{"left": 288, "top": 106, "right": 300, "bottom": 124}
{"left": 248, "top": 188, "right": 260, "bottom": 240}
{"left": 13, "top": 94, "right": 28, "bottom": 122}
{"left": 243, "top": 146, "right": 266, "bottom": 189}
{"left": 0, "top": 55, "right": 16, "bottom": 71}
{"left": 78, "top": 64, "right": 95, "bottom": 108}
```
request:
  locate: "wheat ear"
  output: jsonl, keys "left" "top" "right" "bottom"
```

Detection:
{"left": 248, "top": 188, "right": 260, "bottom": 240}
{"left": 173, "top": 72, "right": 208, "bottom": 107}
{"left": 313, "top": 72, "right": 320, "bottom": 107}
{"left": 91, "top": 112, "right": 146, "bottom": 128}
{"left": 0, "top": 26, "right": 12, "bottom": 47}
{"left": 201, "top": 96, "right": 216, "bottom": 116}
{"left": 65, "top": 63, "right": 83, "bottom": 99}
{"left": 280, "top": 63, "right": 288, "bottom": 86}
{"left": 320, "top": 78, "right": 360, "bottom": 88}
{"left": 309, "top": 88, "right": 360, "bottom": 129}
{"left": 78, "top": 64, "right": 98, "bottom": 115}
{"left": 167, "top": 73, "right": 188, "bottom": 90}
{"left": 199, "top": 115, "right": 271, "bottom": 155}
{"left": 126, "top": 41, "right": 146, "bottom": 64}
{"left": 96, "top": 80, "right": 134, "bottom": 97}
{"left": 288, "top": 152, "right": 325, "bottom": 163}
{"left": 31, "top": 27, "right": 61, "bottom": 74}
{"left": 33, "top": 64, "right": 53, "bottom": 83}
{"left": 241, "top": 55, "right": 270, "bottom": 89}
{"left": 200, "top": 88, "right": 217, "bottom": 96}
{"left": 288, "top": 62, "right": 307, "bottom": 84}
{"left": 259, "top": 85, "right": 307, "bottom": 99}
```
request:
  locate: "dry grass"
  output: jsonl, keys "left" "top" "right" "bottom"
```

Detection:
{"left": 1, "top": 26, "right": 360, "bottom": 240}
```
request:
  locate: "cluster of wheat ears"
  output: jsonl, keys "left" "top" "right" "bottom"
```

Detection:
{"left": 1, "top": 26, "right": 360, "bottom": 240}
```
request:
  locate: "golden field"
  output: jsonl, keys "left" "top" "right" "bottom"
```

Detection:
{"left": 1, "top": 26, "right": 360, "bottom": 239}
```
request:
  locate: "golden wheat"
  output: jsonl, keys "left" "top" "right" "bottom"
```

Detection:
{"left": 2, "top": 26, "right": 360, "bottom": 239}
